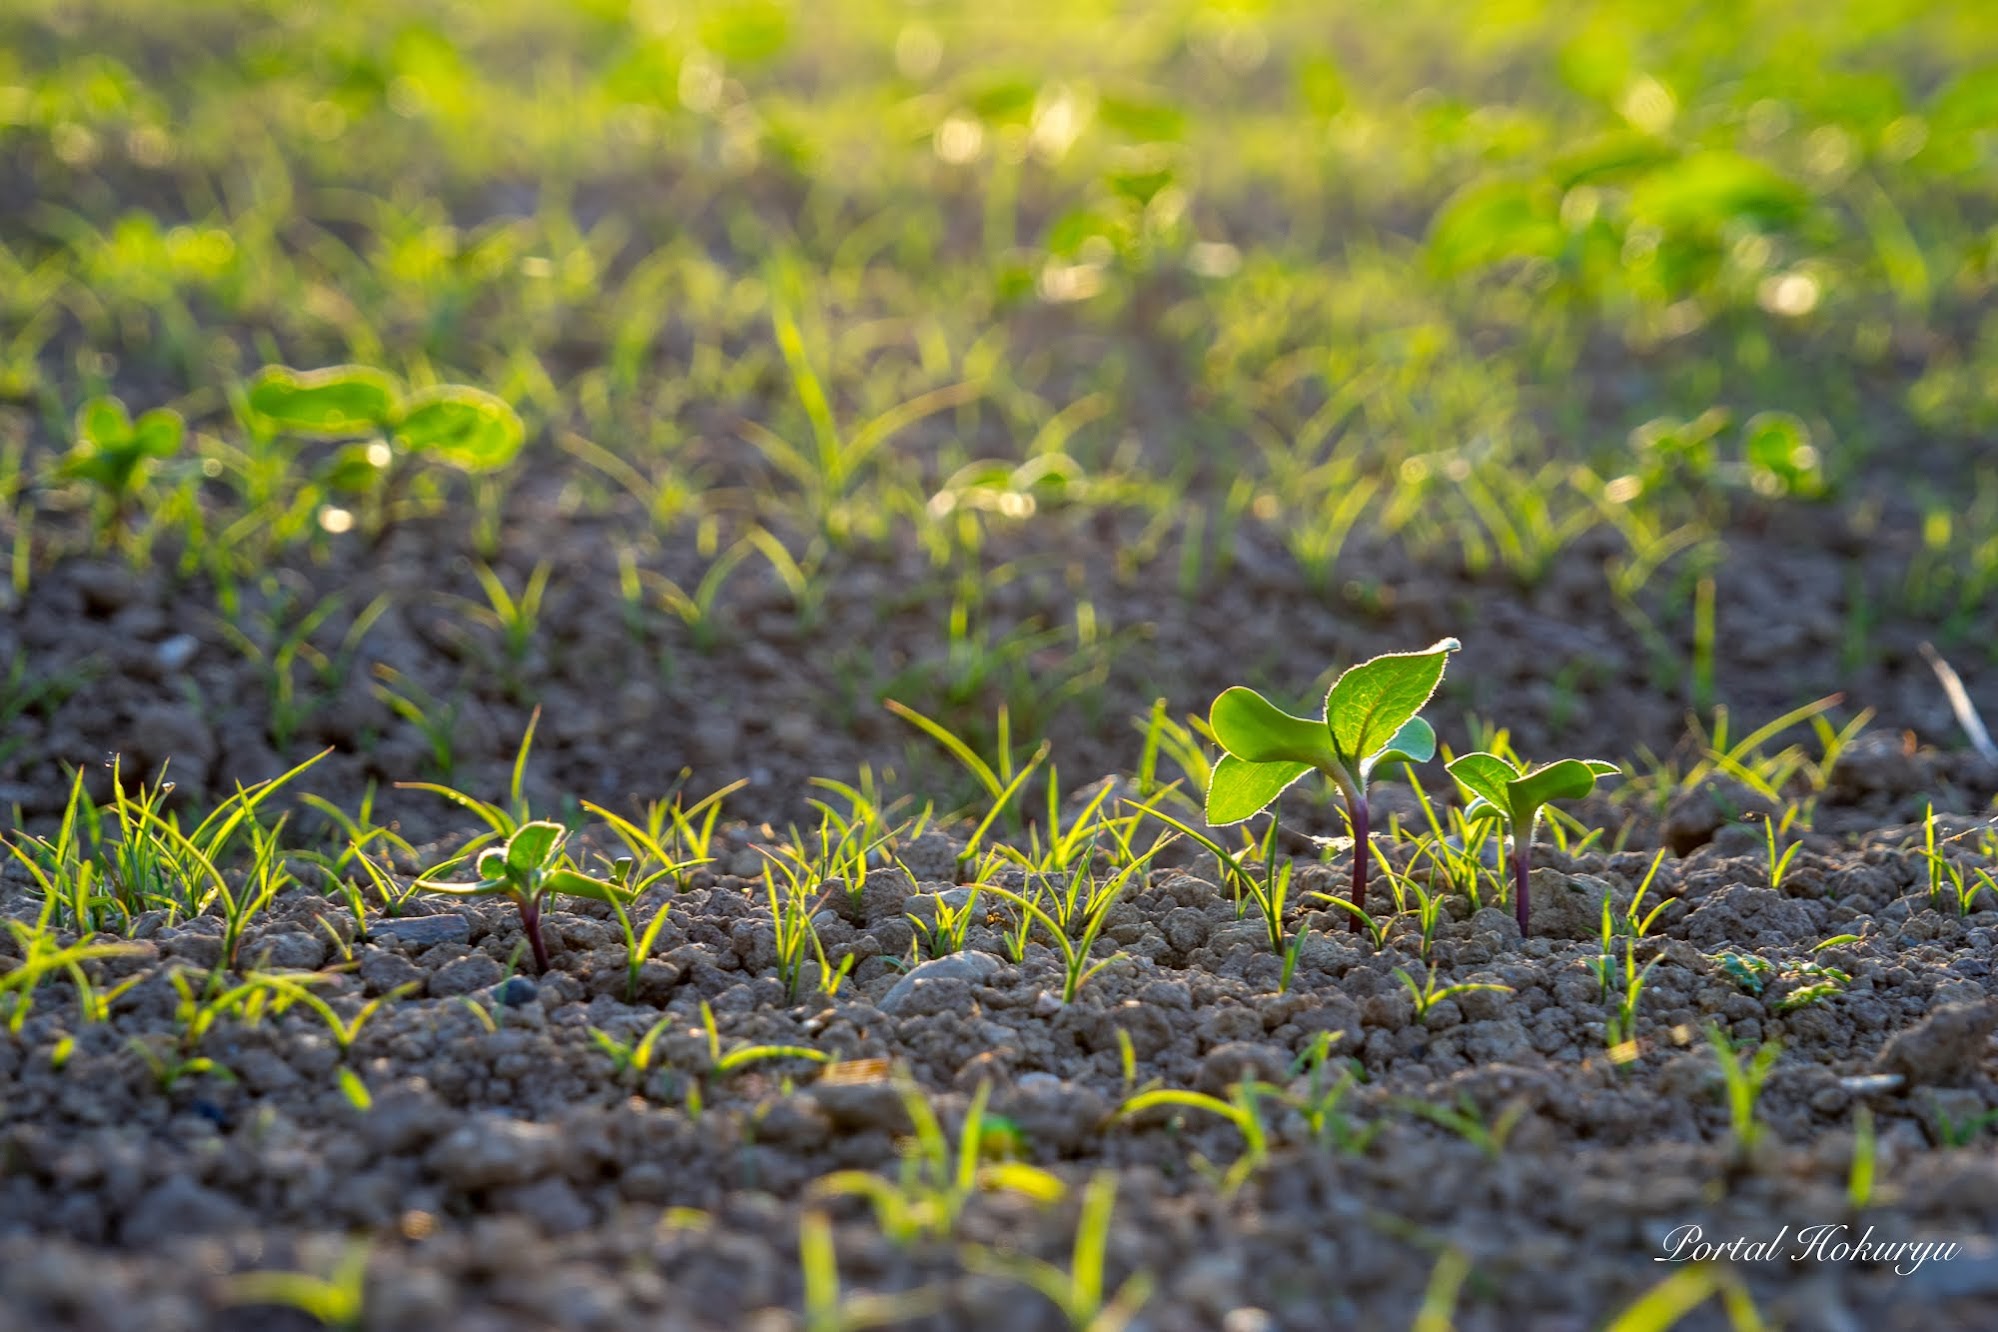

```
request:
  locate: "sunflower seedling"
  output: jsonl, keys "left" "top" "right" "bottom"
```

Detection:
{"left": 1206, "top": 639, "right": 1457, "bottom": 929}
{"left": 247, "top": 364, "right": 524, "bottom": 537}
{"left": 1444, "top": 751, "right": 1620, "bottom": 935}
{"left": 413, "top": 820, "right": 629, "bottom": 973}
{"left": 56, "top": 395, "right": 184, "bottom": 545}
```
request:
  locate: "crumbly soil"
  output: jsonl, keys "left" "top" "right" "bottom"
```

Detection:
{"left": 0, "top": 467, "right": 1985, "bottom": 844}
{"left": 5, "top": 736, "right": 1998, "bottom": 1331}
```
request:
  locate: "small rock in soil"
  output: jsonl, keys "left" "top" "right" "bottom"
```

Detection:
{"left": 491, "top": 976, "right": 539, "bottom": 1007}
{"left": 876, "top": 950, "right": 1003, "bottom": 1015}
{"left": 372, "top": 915, "right": 472, "bottom": 947}
{"left": 1874, "top": 1001, "right": 1998, "bottom": 1087}
{"left": 428, "top": 1115, "right": 561, "bottom": 1190}
{"left": 430, "top": 954, "right": 507, "bottom": 997}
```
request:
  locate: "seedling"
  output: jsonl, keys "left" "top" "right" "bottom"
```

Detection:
{"left": 247, "top": 364, "right": 524, "bottom": 537}
{"left": 588, "top": 1014, "right": 676, "bottom": 1093}
{"left": 908, "top": 882, "right": 983, "bottom": 959}
{"left": 681, "top": 1000, "right": 831, "bottom": 1116}
{"left": 1117, "top": 1080, "right": 1271, "bottom": 1198}
{"left": 1931, "top": 1100, "right": 1998, "bottom": 1148}
{"left": 1603, "top": 940, "right": 1662, "bottom": 1058}
{"left": 1706, "top": 1024, "right": 1780, "bottom": 1160}
{"left": 1288, "top": 1035, "right": 1377, "bottom": 1156}
{"left": 1848, "top": 1105, "right": 1876, "bottom": 1209}
{"left": 257, "top": 973, "right": 416, "bottom": 1059}
{"left": 1444, "top": 751, "right": 1621, "bottom": 935}
{"left": 1763, "top": 811, "right": 1805, "bottom": 890}
{"left": 55, "top": 394, "right": 184, "bottom": 545}
{"left": 413, "top": 820, "right": 629, "bottom": 973}
{"left": 960, "top": 1172, "right": 1152, "bottom": 1332}
{"left": 1398, "top": 1093, "right": 1527, "bottom": 1163}
{"left": 797, "top": 1210, "right": 940, "bottom": 1332}
{"left": 1394, "top": 966, "right": 1513, "bottom": 1023}
{"left": 977, "top": 855, "right": 1153, "bottom": 1004}
{"left": 1206, "top": 639, "right": 1457, "bottom": 928}
{"left": 757, "top": 846, "right": 859, "bottom": 1002}
{"left": 813, "top": 1079, "right": 1064, "bottom": 1242}
{"left": 226, "top": 1240, "right": 370, "bottom": 1331}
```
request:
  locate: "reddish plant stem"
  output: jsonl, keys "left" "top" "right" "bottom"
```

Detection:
{"left": 1348, "top": 792, "right": 1369, "bottom": 930}
{"left": 1512, "top": 837, "right": 1532, "bottom": 937}
{"left": 518, "top": 895, "right": 550, "bottom": 973}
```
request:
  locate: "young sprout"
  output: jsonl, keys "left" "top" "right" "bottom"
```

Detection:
{"left": 56, "top": 395, "right": 184, "bottom": 544}
{"left": 1205, "top": 639, "right": 1459, "bottom": 929}
{"left": 413, "top": 820, "right": 628, "bottom": 973}
{"left": 1443, "top": 752, "right": 1620, "bottom": 935}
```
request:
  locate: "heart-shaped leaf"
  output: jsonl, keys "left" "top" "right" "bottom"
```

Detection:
{"left": 394, "top": 386, "right": 524, "bottom": 473}
{"left": 1445, "top": 752, "right": 1519, "bottom": 819}
{"left": 76, "top": 396, "right": 133, "bottom": 449}
{"left": 1325, "top": 638, "right": 1459, "bottom": 768}
{"left": 506, "top": 820, "right": 566, "bottom": 879}
{"left": 1205, "top": 753, "right": 1312, "bottom": 826}
{"left": 131, "top": 408, "right": 185, "bottom": 459}
{"left": 248, "top": 365, "right": 399, "bottom": 437}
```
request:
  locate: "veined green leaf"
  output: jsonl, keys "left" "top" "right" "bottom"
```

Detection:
{"left": 1509, "top": 758, "right": 1615, "bottom": 821}
{"left": 1326, "top": 639, "right": 1459, "bottom": 769}
{"left": 1445, "top": 752, "right": 1519, "bottom": 819}
{"left": 1205, "top": 754, "right": 1311, "bottom": 826}
{"left": 505, "top": 820, "right": 565, "bottom": 879}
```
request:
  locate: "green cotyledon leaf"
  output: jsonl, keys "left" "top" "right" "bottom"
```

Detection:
{"left": 1205, "top": 753, "right": 1313, "bottom": 826}
{"left": 1361, "top": 716, "right": 1437, "bottom": 781}
{"left": 1446, "top": 753, "right": 1520, "bottom": 822}
{"left": 1508, "top": 759, "right": 1619, "bottom": 826}
{"left": 394, "top": 386, "right": 525, "bottom": 472}
{"left": 1208, "top": 686, "right": 1336, "bottom": 768}
{"left": 1325, "top": 639, "right": 1459, "bottom": 770}
{"left": 248, "top": 364, "right": 399, "bottom": 436}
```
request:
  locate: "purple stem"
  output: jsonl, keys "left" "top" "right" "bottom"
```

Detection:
{"left": 1512, "top": 836, "right": 1532, "bottom": 937}
{"left": 1348, "top": 791, "right": 1369, "bottom": 931}
{"left": 518, "top": 896, "right": 551, "bottom": 974}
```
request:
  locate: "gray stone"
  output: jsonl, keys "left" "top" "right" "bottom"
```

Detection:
{"left": 359, "top": 948, "right": 426, "bottom": 997}
{"left": 118, "top": 1176, "right": 251, "bottom": 1244}
{"left": 154, "top": 633, "right": 199, "bottom": 673}
{"left": 876, "top": 950, "right": 1003, "bottom": 1016}
{"left": 371, "top": 914, "right": 472, "bottom": 947}
{"left": 1876, "top": 1002, "right": 1998, "bottom": 1088}
{"left": 430, "top": 953, "right": 506, "bottom": 997}
{"left": 427, "top": 1115, "right": 560, "bottom": 1189}
{"left": 491, "top": 976, "right": 539, "bottom": 1007}
{"left": 243, "top": 932, "right": 326, "bottom": 972}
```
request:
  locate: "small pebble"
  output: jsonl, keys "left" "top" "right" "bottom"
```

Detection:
{"left": 492, "top": 976, "right": 539, "bottom": 1007}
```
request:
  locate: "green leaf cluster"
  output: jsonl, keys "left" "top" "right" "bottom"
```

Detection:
{"left": 60, "top": 395, "right": 184, "bottom": 501}
{"left": 1444, "top": 753, "right": 1622, "bottom": 841}
{"left": 247, "top": 364, "right": 525, "bottom": 490}
{"left": 420, "top": 819, "right": 627, "bottom": 908}
{"left": 1205, "top": 638, "right": 1459, "bottom": 826}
